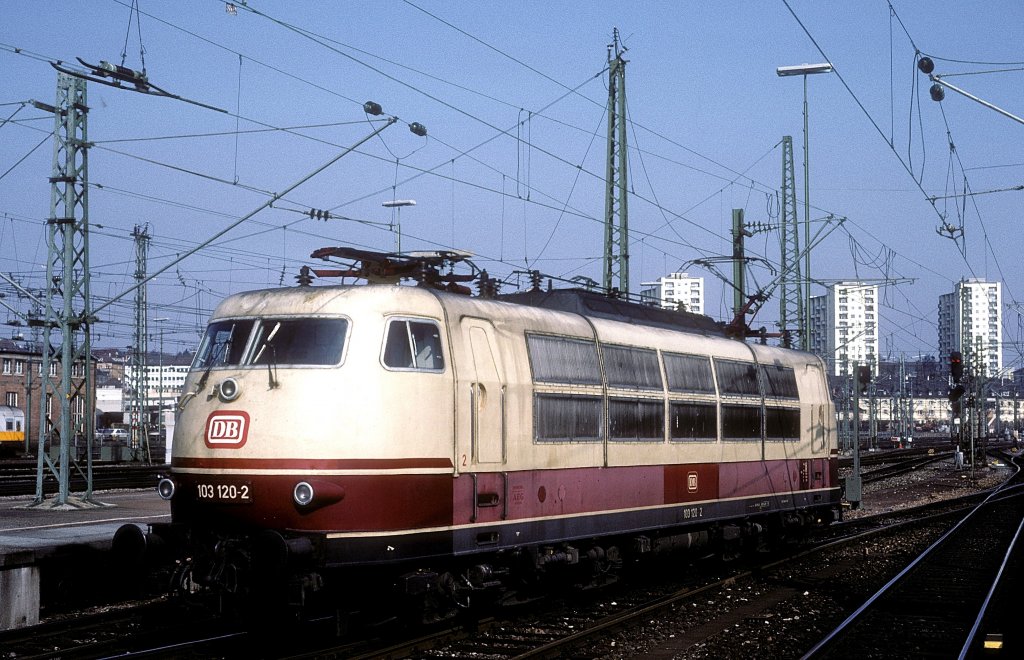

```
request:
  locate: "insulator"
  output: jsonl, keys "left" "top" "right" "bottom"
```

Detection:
{"left": 363, "top": 101, "right": 383, "bottom": 116}
{"left": 409, "top": 122, "right": 427, "bottom": 137}
{"left": 930, "top": 83, "right": 945, "bottom": 102}
{"left": 295, "top": 265, "right": 314, "bottom": 287}
{"left": 917, "top": 56, "right": 934, "bottom": 74}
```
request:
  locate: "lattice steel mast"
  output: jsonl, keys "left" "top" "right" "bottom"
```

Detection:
{"left": 603, "top": 28, "right": 629, "bottom": 295}
{"left": 30, "top": 72, "right": 99, "bottom": 508}
{"left": 779, "top": 136, "right": 802, "bottom": 349}
{"left": 129, "top": 224, "right": 151, "bottom": 463}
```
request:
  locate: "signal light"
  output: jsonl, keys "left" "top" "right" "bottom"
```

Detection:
{"left": 950, "top": 351, "right": 963, "bottom": 383}
{"left": 857, "top": 365, "right": 871, "bottom": 394}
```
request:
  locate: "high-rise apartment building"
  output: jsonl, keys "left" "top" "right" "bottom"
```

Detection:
{"left": 809, "top": 281, "right": 879, "bottom": 377}
{"left": 640, "top": 272, "right": 704, "bottom": 314}
{"left": 938, "top": 279, "right": 1002, "bottom": 377}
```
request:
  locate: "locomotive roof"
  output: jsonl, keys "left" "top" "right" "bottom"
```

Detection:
{"left": 213, "top": 284, "right": 725, "bottom": 339}
{"left": 497, "top": 288, "right": 725, "bottom": 337}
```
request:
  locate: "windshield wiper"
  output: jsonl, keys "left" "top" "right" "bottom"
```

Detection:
{"left": 253, "top": 321, "right": 281, "bottom": 389}
{"left": 180, "top": 325, "right": 236, "bottom": 409}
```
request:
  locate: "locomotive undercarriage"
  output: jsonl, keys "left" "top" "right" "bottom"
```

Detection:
{"left": 115, "top": 504, "right": 836, "bottom": 623}
{"left": 389, "top": 506, "right": 833, "bottom": 623}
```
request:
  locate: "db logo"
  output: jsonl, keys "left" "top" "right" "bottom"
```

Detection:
{"left": 687, "top": 471, "right": 699, "bottom": 493}
{"left": 204, "top": 411, "right": 250, "bottom": 448}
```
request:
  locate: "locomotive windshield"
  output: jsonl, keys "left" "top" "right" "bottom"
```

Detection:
{"left": 250, "top": 318, "right": 348, "bottom": 366}
{"left": 193, "top": 319, "right": 254, "bottom": 368}
{"left": 192, "top": 317, "right": 348, "bottom": 369}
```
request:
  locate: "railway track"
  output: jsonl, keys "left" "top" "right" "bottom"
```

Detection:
{"left": 0, "top": 462, "right": 163, "bottom": 496}
{"left": 859, "top": 451, "right": 950, "bottom": 484}
{"left": 805, "top": 460, "right": 1024, "bottom": 658}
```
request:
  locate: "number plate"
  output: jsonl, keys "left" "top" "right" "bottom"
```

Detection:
{"left": 195, "top": 481, "right": 252, "bottom": 503}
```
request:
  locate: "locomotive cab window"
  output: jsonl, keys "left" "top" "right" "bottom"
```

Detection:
{"left": 383, "top": 319, "right": 445, "bottom": 371}
{"left": 250, "top": 318, "right": 348, "bottom": 366}
{"left": 193, "top": 319, "right": 255, "bottom": 369}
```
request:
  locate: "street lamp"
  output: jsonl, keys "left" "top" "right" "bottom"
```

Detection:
{"left": 382, "top": 199, "right": 416, "bottom": 254}
{"left": 777, "top": 62, "right": 832, "bottom": 351}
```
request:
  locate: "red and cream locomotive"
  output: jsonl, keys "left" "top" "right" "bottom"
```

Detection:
{"left": 118, "top": 249, "right": 840, "bottom": 615}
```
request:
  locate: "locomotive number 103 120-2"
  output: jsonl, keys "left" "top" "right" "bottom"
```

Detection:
{"left": 196, "top": 481, "right": 252, "bottom": 503}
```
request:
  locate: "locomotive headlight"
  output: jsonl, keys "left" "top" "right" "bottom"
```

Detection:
{"left": 293, "top": 481, "right": 315, "bottom": 507}
{"left": 157, "top": 477, "right": 176, "bottom": 500}
{"left": 218, "top": 377, "right": 240, "bottom": 402}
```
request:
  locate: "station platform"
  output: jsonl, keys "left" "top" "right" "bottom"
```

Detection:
{"left": 0, "top": 489, "right": 169, "bottom": 556}
{"left": 0, "top": 489, "right": 169, "bottom": 630}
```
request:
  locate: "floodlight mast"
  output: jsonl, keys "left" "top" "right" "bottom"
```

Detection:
{"left": 776, "top": 61, "right": 833, "bottom": 351}
{"left": 776, "top": 63, "right": 833, "bottom": 77}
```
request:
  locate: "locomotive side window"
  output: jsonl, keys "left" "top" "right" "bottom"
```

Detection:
{"left": 534, "top": 394, "right": 601, "bottom": 442}
{"left": 526, "top": 335, "right": 601, "bottom": 385}
{"left": 664, "top": 353, "right": 715, "bottom": 393}
{"left": 383, "top": 319, "right": 445, "bottom": 371}
{"left": 765, "top": 407, "right": 800, "bottom": 441}
{"left": 670, "top": 402, "right": 717, "bottom": 441}
{"left": 714, "top": 359, "right": 760, "bottom": 396}
{"left": 760, "top": 364, "right": 799, "bottom": 399}
{"left": 250, "top": 318, "right": 348, "bottom": 366}
{"left": 721, "top": 404, "right": 762, "bottom": 440}
{"left": 193, "top": 319, "right": 255, "bottom": 369}
{"left": 609, "top": 398, "right": 664, "bottom": 441}
{"left": 603, "top": 345, "right": 663, "bottom": 390}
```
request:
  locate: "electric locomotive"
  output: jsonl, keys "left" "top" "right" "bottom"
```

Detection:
{"left": 117, "top": 249, "right": 840, "bottom": 615}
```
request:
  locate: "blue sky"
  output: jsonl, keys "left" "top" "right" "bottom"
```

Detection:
{"left": 1, "top": 1, "right": 1022, "bottom": 368}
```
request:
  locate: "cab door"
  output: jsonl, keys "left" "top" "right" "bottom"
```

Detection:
{"left": 462, "top": 319, "right": 506, "bottom": 465}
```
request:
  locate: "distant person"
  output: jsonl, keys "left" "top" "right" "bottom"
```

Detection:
{"left": 954, "top": 445, "right": 964, "bottom": 470}
{"left": 1014, "top": 428, "right": 1020, "bottom": 451}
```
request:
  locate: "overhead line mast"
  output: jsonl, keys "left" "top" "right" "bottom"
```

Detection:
{"left": 603, "top": 28, "right": 629, "bottom": 296}
{"left": 779, "top": 136, "right": 803, "bottom": 348}
{"left": 28, "top": 73, "right": 101, "bottom": 508}
{"left": 130, "top": 224, "right": 151, "bottom": 464}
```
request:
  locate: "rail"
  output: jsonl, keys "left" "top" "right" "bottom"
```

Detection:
{"left": 803, "top": 454, "right": 1024, "bottom": 658}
